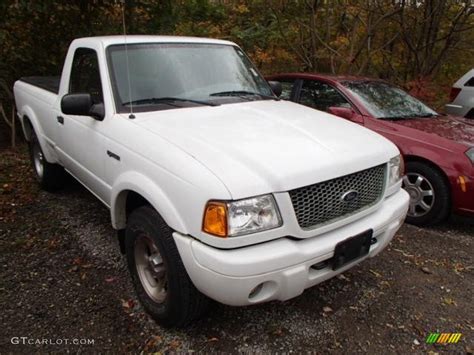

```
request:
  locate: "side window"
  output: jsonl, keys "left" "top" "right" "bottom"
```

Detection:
{"left": 299, "top": 80, "right": 350, "bottom": 112}
{"left": 465, "top": 77, "right": 474, "bottom": 87}
{"left": 69, "top": 48, "right": 103, "bottom": 103}
{"left": 279, "top": 81, "right": 294, "bottom": 100}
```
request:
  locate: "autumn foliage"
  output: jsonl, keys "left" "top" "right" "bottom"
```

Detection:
{"left": 0, "top": 0, "right": 473, "bottom": 144}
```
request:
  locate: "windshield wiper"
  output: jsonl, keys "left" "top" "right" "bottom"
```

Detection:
{"left": 380, "top": 113, "right": 437, "bottom": 120}
{"left": 379, "top": 115, "right": 411, "bottom": 120}
{"left": 210, "top": 90, "right": 279, "bottom": 101}
{"left": 415, "top": 113, "right": 438, "bottom": 118}
{"left": 123, "top": 97, "right": 218, "bottom": 107}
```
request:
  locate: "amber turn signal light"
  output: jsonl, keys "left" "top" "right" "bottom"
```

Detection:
{"left": 457, "top": 176, "right": 467, "bottom": 193}
{"left": 202, "top": 201, "right": 227, "bottom": 237}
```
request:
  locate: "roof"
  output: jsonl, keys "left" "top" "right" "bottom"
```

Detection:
{"left": 72, "top": 35, "right": 236, "bottom": 47}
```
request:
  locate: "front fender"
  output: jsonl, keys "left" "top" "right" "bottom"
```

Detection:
{"left": 111, "top": 171, "right": 187, "bottom": 234}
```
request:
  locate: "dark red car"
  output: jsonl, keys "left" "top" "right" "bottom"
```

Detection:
{"left": 267, "top": 73, "right": 474, "bottom": 226}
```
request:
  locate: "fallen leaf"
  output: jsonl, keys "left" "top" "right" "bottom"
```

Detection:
{"left": 442, "top": 297, "right": 457, "bottom": 306}
{"left": 169, "top": 340, "right": 181, "bottom": 350}
{"left": 72, "top": 257, "right": 83, "bottom": 265}
{"left": 337, "top": 274, "right": 350, "bottom": 281}
{"left": 122, "top": 299, "right": 135, "bottom": 309}
{"left": 369, "top": 269, "right": 382, "bottom": 278}
{"left": 421, "top": 267, "right": 432, "bottom": 274}
{"left": 143, "top": 335, "right": 162, "bottom": 350}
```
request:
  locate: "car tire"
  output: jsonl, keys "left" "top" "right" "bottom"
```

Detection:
{"left": 125, "top": 206, "right": 210, "bottom": 327}
{"left": 403, "top": 161, "right": 450, "bottom": 226}
{"left": 28, "top": 130, "right": 66, "bottom": 191}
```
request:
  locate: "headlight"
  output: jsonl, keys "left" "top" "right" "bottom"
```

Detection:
{"left": 388, "top": 154, "right": 403, "bottom": 186}
{"left": 202, "top": 194, "right": 282, "bottom": 237}
{"left": 466, "top": 147, "right": 474, "bottom": 164}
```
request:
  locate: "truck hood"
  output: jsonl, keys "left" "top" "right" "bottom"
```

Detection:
{"left": 135, "top": 100, "right": 398, "bottom": 198}
{"left": 389, "top": 115, "right": 474, "bottom": 146}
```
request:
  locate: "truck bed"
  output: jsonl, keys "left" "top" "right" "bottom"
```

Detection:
{"left": 19, "top": 76, "right": 60, "bottom": 94}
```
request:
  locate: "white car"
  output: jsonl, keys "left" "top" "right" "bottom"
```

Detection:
{"left": 445, "top": 68, "right": 474, "bottom": 118}
{"left": 13, "top": 36, "right": 409, "bottom": 327}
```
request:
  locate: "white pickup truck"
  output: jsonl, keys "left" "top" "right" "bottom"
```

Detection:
{"left": 14, "top": 36, "right": 409, "bottom": 327}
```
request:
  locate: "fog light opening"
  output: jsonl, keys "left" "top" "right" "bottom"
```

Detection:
{"left": 248, "top": 281, "right": 278, "bottom": 302}
{"left": 249, "top": 283, "right": 264, "bottom": 300}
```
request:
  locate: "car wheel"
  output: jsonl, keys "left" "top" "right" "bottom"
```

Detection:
{"left": 125, "top": 206, "right": 210, "bottom": 327}
{"left": 29, "top": 130, "right": 66, "bottom": 191}
{"left": 403, "top": 161, "right": 450, "bottom": 226}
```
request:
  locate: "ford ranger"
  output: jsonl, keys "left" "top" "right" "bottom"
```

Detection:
{"left": 14, "top": 36, "right": 409, "bottom": 327}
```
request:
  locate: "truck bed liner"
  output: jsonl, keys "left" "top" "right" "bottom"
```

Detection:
{"left": 20, "top": 76, "right": 60, "bottom": 94}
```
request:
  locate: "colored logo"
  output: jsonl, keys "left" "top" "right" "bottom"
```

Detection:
{"left": 426, "top": 333, "right": 462, "bottom": 344}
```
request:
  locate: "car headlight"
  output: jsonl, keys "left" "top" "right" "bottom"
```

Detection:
{"left": 202, "top": 194, "right": 282, "bottom": 237}
{"left": 466, "top": 147, "right": 474, "bottom": 164}
{"left": 388, "top": 154, "right": 403, "bottom": 186}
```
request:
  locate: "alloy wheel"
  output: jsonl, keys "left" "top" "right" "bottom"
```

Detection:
{"left": 134, "top": 234, "right": 167, "bottom": 303}
{"left": 403, "top": 173, "right": 435, "bottom": 217}
{"left": 32, "top": 143, "right": 44, "bottom": 179}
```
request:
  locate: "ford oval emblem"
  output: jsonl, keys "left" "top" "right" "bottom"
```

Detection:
{"left": 341, "top": 190, "right": 359, "bottom": 202}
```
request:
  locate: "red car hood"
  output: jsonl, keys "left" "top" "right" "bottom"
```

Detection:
{"left": 391, "top": 115, "right": 474, "bottom": 146}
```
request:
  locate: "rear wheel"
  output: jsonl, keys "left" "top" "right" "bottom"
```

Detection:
{"left": 28, "top": 130, "right": 66, "bottom": 191}
{"left": 403, "top": 161, "right": 450, "bottom": 226}
{"left": 125, "top": 206, "right": 210, "bottom": 327}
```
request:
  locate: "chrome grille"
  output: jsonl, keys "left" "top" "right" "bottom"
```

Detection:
{"left": 289, "top": 164, "right": 386, "bottom": 229}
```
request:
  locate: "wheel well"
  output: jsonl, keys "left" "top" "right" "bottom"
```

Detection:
{"left": 23, "top": 115, "right": 33, "bottom": 141}
{"left": 125, "top": 191, "right": 151, "bottom": 218}
{"left": 117, "top": 190, "right": 151, "bottom": 254}
{"left": 404, "top": 155, "right": 452, "bottom": 192}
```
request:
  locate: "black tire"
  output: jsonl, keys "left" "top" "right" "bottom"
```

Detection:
{"left": 28, "top": 130, "right": 66, "bottom": 191}
{"left": 125, "top": 206, "right": 210, "bottom": 327}
{"left": 403, "top": 161, "right": 450, "bottom": 226}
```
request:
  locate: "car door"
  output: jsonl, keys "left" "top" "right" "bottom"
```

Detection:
{"left": 278, "top": 79, "right": 299, "bottom": 101}
{"left": 54, "top": 47, "right": 110, "bottom": 204}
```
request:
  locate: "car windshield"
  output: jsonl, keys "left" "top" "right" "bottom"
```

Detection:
{"left": 343, "top": 81, "right": 438, "bottom": 119}
{"left": 107, "top": 43, "right": 273, "bottom": 112}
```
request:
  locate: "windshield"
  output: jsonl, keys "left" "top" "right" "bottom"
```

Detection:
{"left": 107, "top": 43, "right": 273, "bottom": 112}
{"left": 343, "top": 81, "right": 438, "bottom": 119}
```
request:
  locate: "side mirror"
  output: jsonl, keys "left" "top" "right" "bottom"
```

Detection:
{"left": 328, "top": 106, "right": 363, "bottom": 123}
{"left": 268, "top": 81, "right": 282, "bottom": 97}
{"left": 61, "top": 93, "right": 104, "bottom": 121}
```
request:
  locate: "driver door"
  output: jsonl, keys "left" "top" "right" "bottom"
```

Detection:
{"left": 55, "top": 47, "right": 110, "bottom": 204}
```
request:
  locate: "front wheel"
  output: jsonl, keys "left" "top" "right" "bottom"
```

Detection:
{"left": 125, "top": 206, "right": 210, "bottom": 327}
{"left": 403, "top": 161, "right": 450, "bottom": 226}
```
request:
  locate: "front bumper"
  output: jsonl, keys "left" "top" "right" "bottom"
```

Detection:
{"left": 174, "top": 189, "right": 409, "bottom": 306}
{"left": 450, "top": 174, "right": 474, "bottom": 216}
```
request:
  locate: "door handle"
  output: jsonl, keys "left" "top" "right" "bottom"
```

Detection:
{"left": 57, "top": 116, "right": 64, "bottom": 124}
{"left": 107, "top": 150, "right": 121, "bottom": 161}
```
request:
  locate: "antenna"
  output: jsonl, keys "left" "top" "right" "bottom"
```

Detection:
{"left": 121, "top": 0, "right": 135, "bottom": 119}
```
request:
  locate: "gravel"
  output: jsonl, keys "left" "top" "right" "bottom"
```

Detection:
{"left": 1, "top": 148, "right": 473, "bottom": 353}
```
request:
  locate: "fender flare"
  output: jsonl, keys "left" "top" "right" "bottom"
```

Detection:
{"left": 20, "top": 105, "right": 57, "bottom": 163}
{"left": 110, "top": 171, "right": 187, "bottom": 234}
